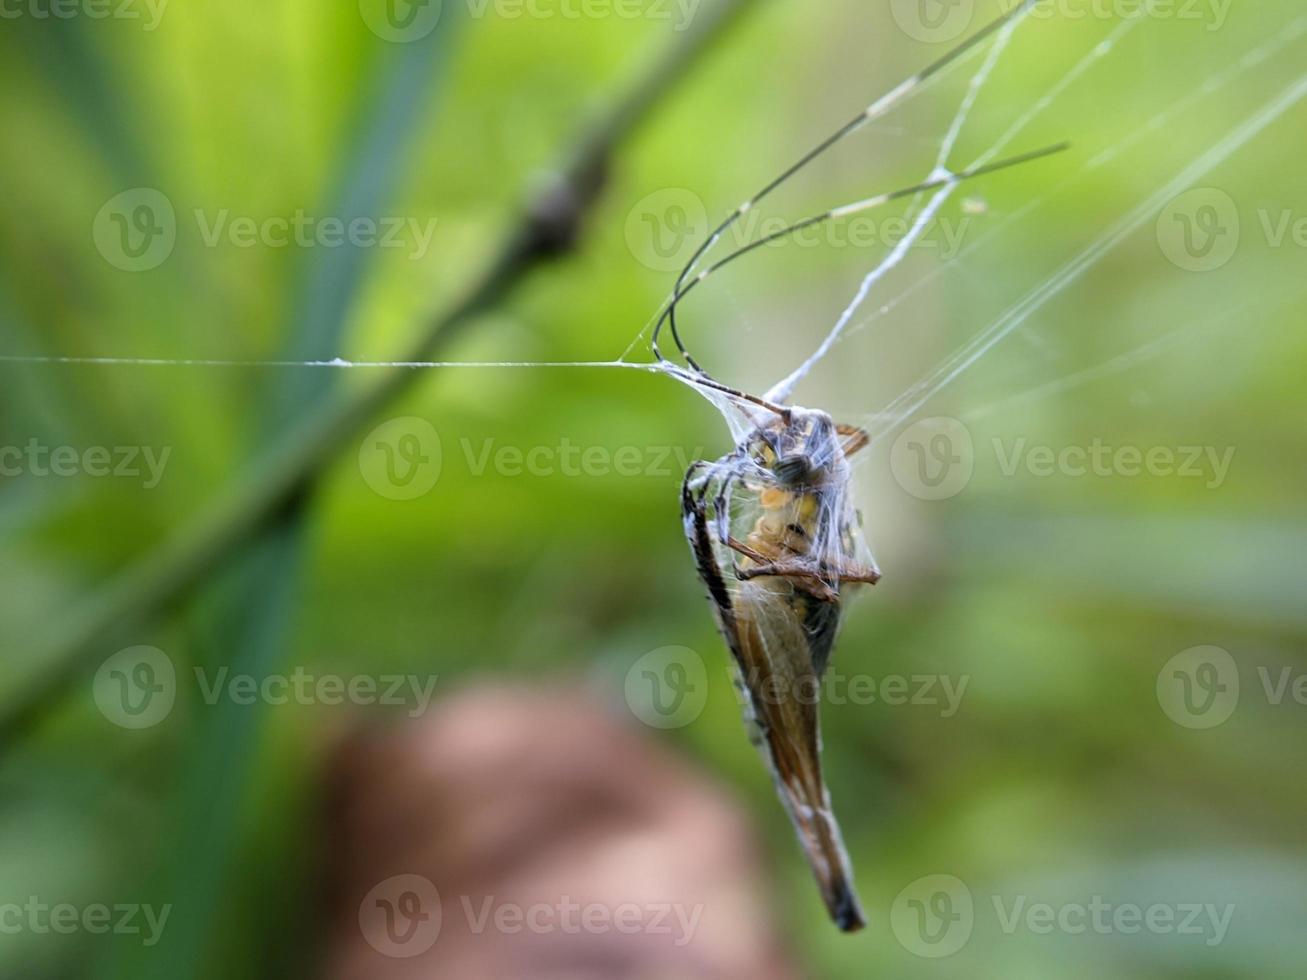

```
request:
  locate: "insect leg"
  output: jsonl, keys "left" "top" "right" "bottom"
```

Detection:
{"left": 712, "top": 471, "right": 735, "bottom": 544}
{"left": 836, "top": 423, "right": 870, "bottom": 458}
{"left": 820, "top": 558, "right": 882, "bottom": 585}
{"left": 683, "top": 456, "right": 742, "bottom": 550}
{"left": 723, "top": 537, "right": 841, "bottom": 603}
{"left": 727, "top": 539, "right": 881, "bottom": 592}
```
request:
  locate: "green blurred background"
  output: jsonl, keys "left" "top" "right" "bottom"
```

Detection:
{"left": 2, "top": 0, "right": 1305, "bottom": 976}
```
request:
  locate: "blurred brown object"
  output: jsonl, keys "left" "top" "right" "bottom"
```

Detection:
{"left": 320, "top": 685, "right": 802, "bottom": 980}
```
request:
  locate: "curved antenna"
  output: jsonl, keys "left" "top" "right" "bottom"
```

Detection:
{"left": 653, "top": 142, "right": 1070, "bottom": 392}
{"left": 651, "top": 0, "right": 1045, "bottom": 375}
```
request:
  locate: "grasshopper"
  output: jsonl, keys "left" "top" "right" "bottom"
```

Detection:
{"left": 681, "top": 406, "right": 879, "bottom": 930}
{"left": 646, "top": 1, "right": 1062, "bottom": 931}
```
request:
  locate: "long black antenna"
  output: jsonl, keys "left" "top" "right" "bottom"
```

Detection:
{"left": 652, "top": 141, "right": 1070, "bottom": 383}
{"left": 652, "top": 0, "right": 1046, "bottom": 375}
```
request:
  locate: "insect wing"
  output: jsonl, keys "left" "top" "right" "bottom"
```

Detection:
{"left": 681, "top": 471, "right": 866, "bottom": 931}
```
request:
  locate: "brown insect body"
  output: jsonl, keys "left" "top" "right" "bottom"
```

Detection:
{"left": 658, "top": 10, "right": 1054, "bottom": 931}
{"left": 682, "top": 405, "right": 879, "bottom": 932}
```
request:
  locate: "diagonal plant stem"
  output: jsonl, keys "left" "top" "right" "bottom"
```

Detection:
{"left": 105, "top": 22, "right": 464, "bottom": 980}
{"left": 0, "top": 0, "right": 761, "bottom": 750}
